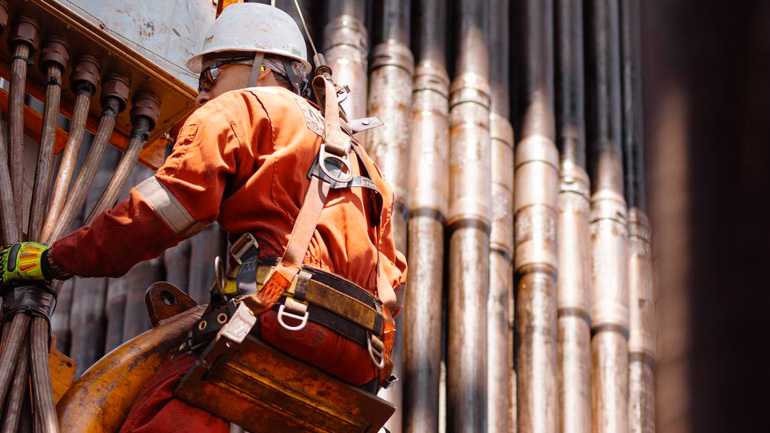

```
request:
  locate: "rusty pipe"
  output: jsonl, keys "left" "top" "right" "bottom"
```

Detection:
{"left": 0, "top": 314, "right": 31, "bottom": 408}
{"left": 28, "top": 37, "right": 71, "bottom": 241}
{"left": 30, "top": 316, "right": 58, "bottom": 433}
{"left": 323, "top": 0, "right": 368, "bottom": 119}
{"left": 514, "top": 1, "right": 560, "bottom": 433}
{"left": 487, "top": 0, "right": 514, "bottom": 431}
{"left": 554, "top": 0, "right": 592, "bottom": 432}
{"left": 40, "top": 56, "right": 101, "bottom": 244}
{"left": 621, "top": 1, "right": 655, "bottom": 431}
{"left": 366, "top": 2, "right": 413, "bottom": 431}
{"left": 48, "top": 74, "right": 130, "bottom": 244}
{"left": 85, "top": 91, "right": 160, "bottom": 225}
{"left": 8, "top": 17, "right": 41, "bottom": 233}
{"left": 0, "top": 339, "right": 28, "bottom": 433}
{"left": 403, "top": 0, "right": 449, "bottom": 430}
{"left": 0, "top": 2, "right": 15, "bottom": 244}
{"left": 446, "top": 1, "right": 492, "bottom": 432}
{"left": 586, "top": 1, "right": 629, "bottom": 432}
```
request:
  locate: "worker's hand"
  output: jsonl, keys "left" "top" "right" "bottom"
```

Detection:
{"left": 0, "top": 242, "right": 53, "bottom": 286}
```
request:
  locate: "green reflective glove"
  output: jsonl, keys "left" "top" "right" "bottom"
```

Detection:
{"left": 0, "top": 242, "right": 53, "bottom": 286}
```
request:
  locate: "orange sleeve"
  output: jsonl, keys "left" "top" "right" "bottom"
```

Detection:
{"left": 50, "top": 98, "right": 255, "bottom": 278}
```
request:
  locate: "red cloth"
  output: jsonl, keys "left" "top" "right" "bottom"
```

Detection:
{"left": 118, "top": 354, "right": 228, "bottom": 433}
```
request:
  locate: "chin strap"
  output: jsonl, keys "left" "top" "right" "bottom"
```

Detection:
{"left": 247, "top": 52, "right": 265, "bottom": 88}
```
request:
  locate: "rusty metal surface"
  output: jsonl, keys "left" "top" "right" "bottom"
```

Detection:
{"left": 586, "top": 1, "right": 629, "bottom": 432}
{"left": 322, "top": 6, "right": 368, "bottom": 119}
{"left": 591, "top": 331, "right": 629, "bottom": 433}
{"left": 28, "top": 62, "right": 65, "bottom": 241}
{"left": 514, "top": 1, "right": 559, "bottom": 433}
{"left": 57, "top": 306, "right": 204, "bottom": 433}
{"left": 446, "top": 1, "right": 492, "bottom": 431}
{"left": 178, "top": 335, "right": 394, "bottom": 433}
{"left": 554, "top": 0, "right": 592, "bottom": 431}
{"left": 0, "top": 0, "right": 196, "bottom": 170}
{"left": 8, "top": 37, "right": 34, "bottom": 228}
{"left": 144, "top": 282, "right": 197, "bottom": 327}
{"left": 0, "top": 340, "right": 28, "bottom": 433}
{"left": 29, "top": 317, "right": 58, "bottom": 433}
{"left": 404, "top": 56, "right": 449, "bottom": 432}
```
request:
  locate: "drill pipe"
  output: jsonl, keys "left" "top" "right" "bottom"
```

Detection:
{"left": 0, "top": 339, "right": 28, "bottom": 433}
{"left": 514, "top": 1, "right": 560, "bottom": 433}
{"left": 187, "top": 225, "right": 225, "bottom": 304}
{"left": 0, "top": 310, "right": 30, "bottom": 410}
{"left": 487, "top": 0, "right": 514, "bottom": 432}
{"left": 404, "top": 1, "right": 448, "bottom": 431}
{"left": 620, "top": 1, "right": 655, "bottom": 431}
{"left": 30, "top": 316, "right": 58, "bottom": 433}
{"left": 69, "top": 277, "right": 108, "bottom": 376}
{"left": 41, "top": 56, "right": 101, "bottom": 244}
{"left": 585, "top": 1, "right": 629, "bottom": 432}
{"left": 554, "top": 1, "right": 592, "bottom": 432}
{"left": 8, "top": 17, "right": 40, "bottom": 228}
{"left": 104, "top": 277, "right": 127, "bottom": 352}
{"left": 50, "top": 279, "right": 74, "bottom": 352}
{"left": 0, "top": 1, "right": 17, "bottom": 244}
{"left": 323, "top": 0, "right": 368, "bottom": 119}
{"left": 85, "top": 92, "right": 160, "bottom": 224}
{"left": 28, "top": 37, "right": 70, "bottom": 241}
{"left": 367, "top": 3, "right": 413, "bottom": 430}
{"left": 47, "top": 74, "right": 130, "bottom": 244}
{"left": 447, "top": 1, "right": 491, "bottom": 431}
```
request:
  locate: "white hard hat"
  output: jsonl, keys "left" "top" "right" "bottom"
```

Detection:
{"left": 186, "top": 3, "right": 311, "bottom": 75}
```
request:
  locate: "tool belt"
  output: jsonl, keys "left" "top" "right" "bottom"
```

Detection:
{"left": 190, "top": 252, "right": 390, "bottom": 371}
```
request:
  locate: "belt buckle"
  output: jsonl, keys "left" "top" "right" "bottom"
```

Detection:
{"left": 367, "top": 332, "right": 386, "bottom": 369}
{"left": 229, "top": 233, "right": 259, "bottom": 267}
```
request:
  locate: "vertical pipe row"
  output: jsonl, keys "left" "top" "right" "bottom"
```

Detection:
{"left": 554, "top": 1, "right": 592, "bottom": 433}
{"left": 620, "top": 1, "right": 655, "bottom": 432}
{"left": 447, "top": 0, "right": 491, "bottom": 431}
{"left": 367, "top": 2, "right": 413, "bottom": 431}
{"left": 585, "top": 1, "right": 629, "bottom": 433}
{"left": 487, "top": 0, "right": 514, "bottom": 431}
{"left": 404, "top": 0, "right": 449, "bottom": 431}
{"left": 515, "top": 0, "right": 560, "bottom": 432}
{"left": 323, "top": 0, "right": 368, "bottom": 119}
{"left": 8, "top": 17, "right": 40, "bottom": 231}
{"left": 27, "top": 37, "right": 70, "bottom": 241}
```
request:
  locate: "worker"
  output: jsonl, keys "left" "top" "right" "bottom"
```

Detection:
{"left": 0, "top": 3, "right": 406, "bottom": 432}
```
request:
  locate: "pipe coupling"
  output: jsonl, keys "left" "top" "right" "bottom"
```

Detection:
{"left": 70, "top": 55, "right": 101, "bottom": 93}
{"left": 449, "top": 73, "right": 491, "bottom": 108}
{"left": 101, "top": 73, "right": 131, "bottom": 113}
{"left": 371, "top": 40, "right": 414, "bottom": 74}
{"left": 131, "top": 91, "right": 161, "bottom": 131}
{"left": 10, "top": 16, "right": 41, "bottom": 53}
{"left": 39, "top": 36, "right": 71, "bottom": 72}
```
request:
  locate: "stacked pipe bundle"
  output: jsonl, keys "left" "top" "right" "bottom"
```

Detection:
{"left": 585, "top": 1, "right": 630, "bottom": 433}
{"left": 404, "top": 0, "right": 449, "bottom": 431}
{"left": 555, "top": 1, "right": 592, "bottom": 433}
{"left": 514, "top": 0, "right": 560, "bottom": 432}
{"left": 0, "top": 7, "right": 163, "bottom": 427}
{"left": 620, "top": 1, "right": 656, "bottom": 432}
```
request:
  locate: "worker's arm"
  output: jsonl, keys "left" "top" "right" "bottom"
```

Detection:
{"left": 49, "top": 99, "right": 256, "bottom": 278}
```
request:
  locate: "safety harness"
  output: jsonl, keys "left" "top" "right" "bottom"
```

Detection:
{"left": 185, "top": 71, "right": 397, "bottom": 390}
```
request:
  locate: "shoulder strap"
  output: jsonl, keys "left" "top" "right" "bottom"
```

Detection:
{"left": 241, "top": 74, "right": 348, "bottom": 316}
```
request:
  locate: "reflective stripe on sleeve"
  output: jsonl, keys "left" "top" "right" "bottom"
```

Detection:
{"left": 135, "top": 176, "right": 207, "bottom": 238}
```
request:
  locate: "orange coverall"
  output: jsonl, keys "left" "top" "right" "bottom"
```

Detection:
{"left": 49, "top": 86, "right": 407, "bottom": 432}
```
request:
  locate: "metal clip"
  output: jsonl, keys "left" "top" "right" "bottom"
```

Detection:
{"left": 277, "top": 297, "right": 309, "bottom": 331}
{"left": 229, "top": 233, "right": 259, "bottom": 266}
{"left": 319, "top": 143, "right": 354, "bottom": 183}
{"left": 367, "top": 333, "right": 386, "bottom": 369}
{"left": 212, "top": 256, "right": 227, "bottom": 295}
{"left": 219, "top": 302, "right": 257, "bottom": 344}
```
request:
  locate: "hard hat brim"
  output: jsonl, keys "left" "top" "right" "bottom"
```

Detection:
{"left": 187, "top": 48, "right": 312, "bottom": 75}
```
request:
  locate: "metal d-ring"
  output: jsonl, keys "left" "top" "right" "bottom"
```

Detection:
{"left": 277, "top": 304, "right": 309, "bottom": 331}
{"left": 213, "top": 256, "right": 227, "bottom": 295}
{"left": 367, "top": 333, "right": 386, "bottom": 369}
{"left": 319, "top": 143, "right": 354, "bottom": 183}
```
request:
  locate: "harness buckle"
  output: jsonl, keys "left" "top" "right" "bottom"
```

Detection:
{"left": 277, "top": 297, "right": 309, "bottom": 331}
{"left": 367, "top": 332, "right": 386, "bottom": 369}
{"left": 229, "top": 232, "right": 259, "bottom": 267}
{"left": 318, "top": 143, "right": 354, "bottom": 183}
